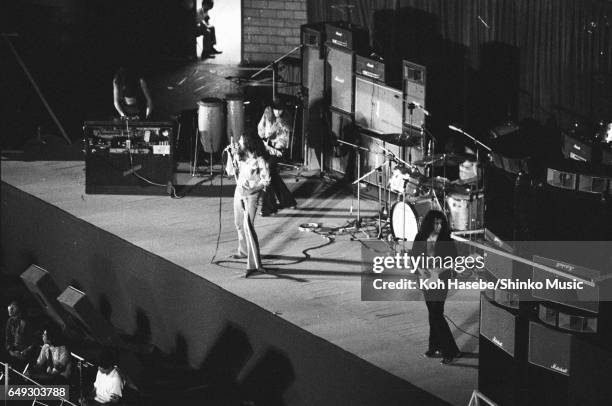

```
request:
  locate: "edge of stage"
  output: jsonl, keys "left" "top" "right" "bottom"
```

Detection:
{"left": 1, "top": 156, "right": 479, "bottom": 406}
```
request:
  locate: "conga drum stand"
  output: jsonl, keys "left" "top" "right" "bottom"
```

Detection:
{"left": 194, "top": 98, "right": 225, "bottom": 178}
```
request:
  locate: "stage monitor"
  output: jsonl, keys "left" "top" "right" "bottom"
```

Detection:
{"left": 354, "top": 76, "right": 403, "bottom": 134}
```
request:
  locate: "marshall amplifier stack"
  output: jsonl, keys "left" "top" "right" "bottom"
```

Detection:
{"left": 300, "top": 20, "right": 432, "bottom": 183}
{"left": 323, "top": 22, "right": 368, "bottom": 176}
{"left": 324, "top": 22, "right": 368, "bottom": 115}
{"left": 402, "top": 61, "right": 427, "bottom": 132}
{"left": 354, "top": 54, "right": 387, "bottom": 83}
{"left": 301, "top": 23, "right": 327, "bottom": 170}
{"left": 84, "top": 120, "right": 174, "bottom": 195}
{"left": 478, "top": 238, "right": 612, "bottom": 406}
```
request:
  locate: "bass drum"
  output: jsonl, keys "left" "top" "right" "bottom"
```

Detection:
{"left": 390, "top": 197, "right": 441, "bottom": 240}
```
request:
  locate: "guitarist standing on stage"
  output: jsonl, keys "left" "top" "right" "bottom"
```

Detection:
{"left": 257, "top": 102, "right": 298, "bottom": 216}
{"left": 412, "top": 210, "right": 462, "bottom": 365}
{"left": 227, "top": 133, "right": 270, "bottom": 277}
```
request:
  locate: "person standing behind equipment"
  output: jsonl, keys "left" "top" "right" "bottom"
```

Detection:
{"left": 113, "top": 64, "right": 153, "bottom": 119}
{"left": 257, "top": 102, "right": 297, "bottom": 216}
{"left": 227, "top": 132, "right": 271, "bottom": 277}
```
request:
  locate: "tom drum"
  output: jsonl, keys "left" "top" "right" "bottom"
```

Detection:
{"left": 446, "top": 192, "right": 484, "bottom": 231}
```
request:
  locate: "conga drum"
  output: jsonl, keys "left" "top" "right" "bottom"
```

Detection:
{"left": 225, "top": 94, "right": 245, "bottom": 143}
{"left": 197, "top": 98, "right": 224, "bottom": 153}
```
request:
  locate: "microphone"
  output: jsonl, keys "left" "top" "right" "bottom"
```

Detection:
{"left": 409, "top": 101, "right": 430, "bottom": 116}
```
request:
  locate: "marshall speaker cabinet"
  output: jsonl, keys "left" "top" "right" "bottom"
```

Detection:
{"left": 84, "top": 120, "right": 174, "bottom": 195}
{"left": 325, "top": 22, "right": 369, "bottom": 115}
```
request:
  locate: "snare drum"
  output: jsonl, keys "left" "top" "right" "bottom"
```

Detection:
{"left": 390, "top": 197, "right": 441, "bottom": 240}
{"left": 446, "top": 192, "right": 484, "bottom": 231}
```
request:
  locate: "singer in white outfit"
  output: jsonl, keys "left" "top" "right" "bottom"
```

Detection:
{"left": 226, "top": 133, "right": 271, "bottom": 277}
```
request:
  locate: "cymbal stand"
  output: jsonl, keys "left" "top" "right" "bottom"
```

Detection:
{"left": 376, "top": 164, "right": 384, "bottom": 239}
{"left": 338, "top": 139, "right": 369, "bottom": 227}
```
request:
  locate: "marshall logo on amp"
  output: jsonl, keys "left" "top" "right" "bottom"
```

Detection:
{"left": 551, "top": 363, "right": 569, "bottom": 375}
{"left": 492, "top": 337, "right": 504, "bottom": 348}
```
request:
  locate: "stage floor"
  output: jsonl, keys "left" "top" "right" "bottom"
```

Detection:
{"left": 1, "top": 155, "right": 479, "bottom": 406}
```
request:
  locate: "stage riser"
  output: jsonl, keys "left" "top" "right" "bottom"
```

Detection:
{"left": 1, "top": 182, "right": 447, "bottom": 406}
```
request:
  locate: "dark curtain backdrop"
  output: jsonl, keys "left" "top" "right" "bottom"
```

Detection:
{"left": 308, "top": 0, "right": 612, "bottom": 127}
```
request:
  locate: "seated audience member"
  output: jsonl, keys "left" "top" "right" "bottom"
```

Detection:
{"left": 196, "top": 0, "right": 222, "bottom": 59}
{"left": 80, "top": 349, "right": 125, "bottom": 405}
{"left": 4, "top": 300, "right": 35, "bottom": 370}
{"left": 28, "top": 324, "right": 72, "bottom": 384}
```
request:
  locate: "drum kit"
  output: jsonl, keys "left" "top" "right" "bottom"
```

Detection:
{"left": 350, "top": 130, "right": 489, "bottom": 242}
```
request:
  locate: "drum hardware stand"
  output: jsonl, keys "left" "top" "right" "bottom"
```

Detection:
{"left": 192, "top": 137, "right": 224, "bottom": 178}
{"left": 376, "top": 164, "right": 385, "bottom": 239}
{"left": 378, "top": 144, "right": 411, "bottom": 214}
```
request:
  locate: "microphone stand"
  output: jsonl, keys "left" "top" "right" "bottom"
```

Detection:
{"left": 338, "top": 139, "right": 369, "bottom": 227}
{"left": 3, "top": 33, "right": 71, "bottom": 145}
{"left": 250, "top": 45, "right": 302, "bottom": 102}
{"left": 353, "top": 157, "right": 389, "bottom": 238}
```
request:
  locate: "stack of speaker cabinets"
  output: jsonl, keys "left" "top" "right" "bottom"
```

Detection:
{"left": 479, "top": 241, "right": 612, "bottom": 405}
{"left": 300, "top": 23, "right": 327, "bottom": 170}
{"left": 402, "top": 61, "right": 427, "bottom": 135}
{"left": 322, "top": 22, "right": 368, "bottom": 177}
{"left": 353, "top": 53, "right": 403, "bottom": 192}
{"left": 527, "top": 249, "right": 612, "bottom": 406}
{"left": 401, "top": 61, "right": 428, "bottom": 163}
{"left": 479, "top": 243, "right": 531, "bottom": 406}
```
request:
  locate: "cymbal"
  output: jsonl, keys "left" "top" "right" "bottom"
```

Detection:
{"left": 421, "top": 176, "right": 451, "bottom": 188}
{"left": 379, "top": 133, "right": 422, "bottom": 147}
{"left": 413, "top": 153, "right": 468, "bottom": 166}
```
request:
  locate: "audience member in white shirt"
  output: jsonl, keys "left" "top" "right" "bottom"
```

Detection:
{"left": 80, "top": 349, "right": 124, "bottom": 405}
